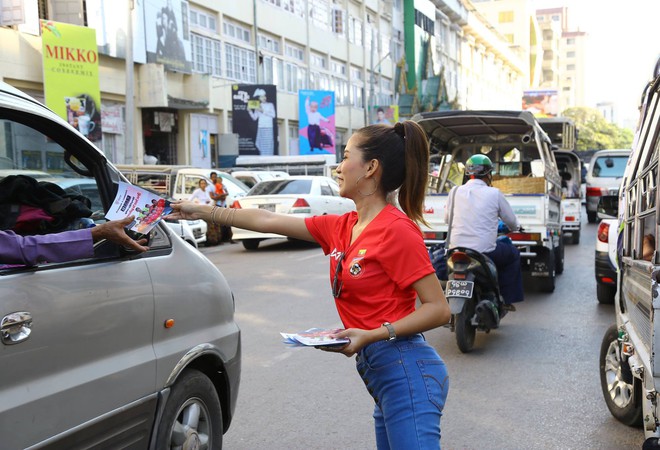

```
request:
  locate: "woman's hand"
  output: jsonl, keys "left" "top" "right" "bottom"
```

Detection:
{"left": 165, "top": 200, "right": 205, "bottom": 221}
{"left": 316, "top": 328, "right": 373, "bottom": 357}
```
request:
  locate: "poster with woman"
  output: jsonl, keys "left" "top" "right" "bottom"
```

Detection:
{"left": 144, "top": 0, "right": 191, "bottom": 73}
{"left": 298, "top": 90, "right": 335, "bottom": 155}
{"left": 232, "top": 84, "right": 278, "bottom": 156}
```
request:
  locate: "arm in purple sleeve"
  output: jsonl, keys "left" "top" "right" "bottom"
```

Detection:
{"left": 0, "top": 229, "right": 94, "bottom": 265}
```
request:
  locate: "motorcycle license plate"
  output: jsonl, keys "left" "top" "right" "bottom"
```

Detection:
{"left": 445, "top": 280, "right": 474, "bottom": 298}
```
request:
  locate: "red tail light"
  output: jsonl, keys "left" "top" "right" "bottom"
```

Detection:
{"left": 292, "top": 198, "right": 310, "bottom": 208}
{"left": 450, "top": 251, "right": 471, "bottom": 264}
{"left": 597, "top": 221, "right": 610, "bottom": 243}
{"left": 564, "top": 216, "right": 576, "bottom": 222}
{"left": 587, "top": 187, "right": 606, "bottom": 197}
{"left": 507, "top": 232, "right": 541, "bottom": 242}
{"left": 231, "top": 200, "right": 242, "bottom": 208}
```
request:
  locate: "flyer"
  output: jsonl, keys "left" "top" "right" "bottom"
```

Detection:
{"left": 280, "top": 328, "right": 349, "bottom": 347}
{"left": 105, "top": 181, "right": 172, "bottom": 234}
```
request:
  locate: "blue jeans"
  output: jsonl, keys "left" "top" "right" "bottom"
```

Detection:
{"left": 356, "top": 334, "right": 449, "bottom": 449}
{"left": 484, "top": 239, "right": 524, "bottom": 304}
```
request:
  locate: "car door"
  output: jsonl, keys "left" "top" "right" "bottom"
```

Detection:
{"left": 0, "top": 103, "right": 157, "bottom": 448}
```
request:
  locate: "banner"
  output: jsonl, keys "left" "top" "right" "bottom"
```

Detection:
{"left": 86, "top": 0, "right": 146, "bottom": 63}
{"left": 41, "top": 20, "right": 102, "bottom": 142}
{"left": 298, "top": 90, "right": 335, "bottom": 155}
{"left": 522, "top": 89, "right": 559, "bottom": 118}
{"left": 144, "top": 0, "right": 192, "bottom": 73}
{"left": 232, "top": 84, "right": 278, "bottom": 156}
{"left": 371, "top": 105, "right": 399, "bottom": 125}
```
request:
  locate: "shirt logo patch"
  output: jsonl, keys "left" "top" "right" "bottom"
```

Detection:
{"left": 349, "top": 257, "right": 364, "bottom": 277}
{"left": 358, "top": 249, "right": 367, "bottom": 256}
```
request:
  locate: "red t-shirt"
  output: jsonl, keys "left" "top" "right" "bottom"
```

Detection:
{"left": 305, "top": 204, "right": 435, "bottom": 330}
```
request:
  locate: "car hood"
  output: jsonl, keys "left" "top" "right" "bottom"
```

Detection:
{"left": 411, "top": 110, "right": 552, "bottom": 153}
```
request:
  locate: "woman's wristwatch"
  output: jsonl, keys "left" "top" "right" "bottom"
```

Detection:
{"left": 382, "top": 322, "right": 396, "bottom": 341}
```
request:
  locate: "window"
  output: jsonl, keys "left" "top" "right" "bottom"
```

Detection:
{"left": 192, "top": 34, "right": 222, "bottom": 76}
{"left": 331, "top": 60, "right": 345, "bottom": 76}
{"left": 567, "top": 64, "right": 575, "bottom": 71}
{"left": 223, "top": 20, "right": 251, "bottom": 44}
{"left": 310, "top": 0, "right": 330, "bottom": 30}
{"left": 350, "top": 66, "right": 363, "bottom": 81}
{"left": 566, "top": 51, "right": 576, "bottom": 58}
{"left": 498, "top": 11, "right": 514, "bottom": 23}
{"left": 504, "top": 34, "right": 514, "bottom": 43}
{"left": 190, "top": 7, "right": 217, "bottom": 33}
{"left": 285, "top": 42, "right": 305, "bottom": 62}
{"left": 310, "top": 52, "right": 327, "bottom": 69}
{"left": 259, "top": 33, "right": 281, "bottom": 53}
{"left": 332, "top": 8, "right": 345, "bottom": 35}
{"left": 566, "top": 38, "right": 575, "bottom": 45}
{"left": 348, "top": 17, "right": 362, "bottom": 46}
{"left": 263, "top": 55, "right": 283, "bottom": 85}
{"left": 283, "top": 63, "right": 307, "bottom": 93}
{"left": 225, "top": 43, "right": 256, "bottom": 82}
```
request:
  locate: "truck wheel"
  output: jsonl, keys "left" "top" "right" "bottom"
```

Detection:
{"left": 242, "top": 239, "right": 261, "bottom": 250}
{"left": 571, "top": 230, "right": 581, "bottom": 245}
{"left": 599, "top": 324, "right": 643, "bottom": 427}
{"left": 554, "top": 239, "right": 564, "bottom": 275}
{"left": 156, "top": 369, "right": 224, "bottom": 449}
{"left": 597, "top": 283, "right": 616, "bottom": 304}
{"left": 455, "top": 297, "right": 476, "bottom": 353}
{"left": 538, "top": 250, "right": 555, "bottom": 293}
{"left": 588, "top": 211, "right": 598, "bottom": 223}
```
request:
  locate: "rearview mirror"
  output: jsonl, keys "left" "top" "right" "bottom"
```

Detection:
{"left": 597, "top": 195, "right": 619, "bottom": 220}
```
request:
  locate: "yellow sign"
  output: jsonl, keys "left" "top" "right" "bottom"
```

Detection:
{"left": 41, "top": 20, "right": 102, "bottom": 140}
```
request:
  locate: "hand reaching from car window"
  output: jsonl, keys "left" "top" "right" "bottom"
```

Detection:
{"left": 91, "top": 216, "right": 149, "bottom": 252}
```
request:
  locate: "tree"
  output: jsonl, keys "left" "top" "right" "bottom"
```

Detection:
{"left": 562, "top": 107, "right": 634, "bottom": 151}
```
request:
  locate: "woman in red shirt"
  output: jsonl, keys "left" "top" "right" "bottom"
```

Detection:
{"left": 168, "top": 121, "right": 451, "bottom": 448}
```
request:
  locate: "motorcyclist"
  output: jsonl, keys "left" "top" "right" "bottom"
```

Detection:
{"left": 445, "top": 154, "right": 524, "bottom": 311}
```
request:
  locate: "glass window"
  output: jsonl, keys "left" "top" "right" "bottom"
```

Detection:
{"left": 592, "top": 156, "right": 629, "bottom": 178}
{"left": 249, "top": 179, "right": 312, "bottom": 195}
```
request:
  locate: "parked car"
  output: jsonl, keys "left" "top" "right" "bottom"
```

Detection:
{"left": 585, "top": 149, "right": 630, "bottom": 223}
{"left": 45, "top": 177, "right": 208, "bottom": 247}
{"left": 231, "top": 175, "right": 355, "bottom": 250}
{"left": 594, "top": 196, "right": 619, "bottom": 304}
{"left": 229, "top": 169, "right": 289, "bottom": 189}
{"left": 0, "top": 81, "right": 240, "bottom": 449}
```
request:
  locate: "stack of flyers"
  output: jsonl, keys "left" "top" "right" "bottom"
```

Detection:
{"left": 280, "top": 328, "right": 349, "bottom": 347}
{"left": 105, "top": 181, "right": 172, "bottom": 235}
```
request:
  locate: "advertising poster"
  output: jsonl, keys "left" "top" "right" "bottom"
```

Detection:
{"left": 371, "top": 105, "right": 399, "bottom": 125}
{"left": 144, "top": 0, "right": 191, "bottom": 73}
{"left": 41, "top": 20, "right": 102, "bottom": 142}
{"left": 298, "top": 90, "right": 335, "bottom": 155}
{"left": 86, "top": 0, "right": 146, "bottom": 63}
{"left": 232, "top": 84, "right": 278, "bottom": 156}
{"left": 106, "top": 181, "right": 172, "bottom": 234}
{"left": 522, "top": 89, "right": 560, "bottom": 118}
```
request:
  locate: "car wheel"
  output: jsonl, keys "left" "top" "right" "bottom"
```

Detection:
{"left": 156, "top": 369, "right": 223, "bottom": 450}
{"left": 599, "top": 324, "right": 643, "bottom": 427}
{"left": 587, "top": 211, "right": 598, "bottom": 223}
{"left": 242, "top": 239, "right": 260, "bottom": 250}
{"left": 597, "top": 283, "right": 616, "bottom": 304}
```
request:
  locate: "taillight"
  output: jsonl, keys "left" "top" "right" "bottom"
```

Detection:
{"left": 508, "top": 232, "right": 541, "bottom": 242}
{"left": 292, "top": 198, "right": 310, "bottom": 208}
{"left": 587, "top": 187, "right": 606, "bottom": 197}
{"left": 564, "top": 216, "right": 576, "bottom": 222}
{"left": 450, "top": 251, "right": 471, "bottom": 264}
{"left": 597, "top": 221, "right": 610, "bottom": 243}
{"left": 231, "top": 200, "right": 242, "bottom": 208}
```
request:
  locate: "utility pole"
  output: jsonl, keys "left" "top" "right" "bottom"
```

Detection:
{"left": 254, "top": 0, "right": 260, "bottom": 83}
{"left": 125, "top": 0, "right": 134, "bottom": 163}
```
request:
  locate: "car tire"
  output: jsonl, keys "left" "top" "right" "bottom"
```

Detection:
{"left": 599, "top": 324, "right": 643, "bottom": 427}
{"left": 588, "top": 211, "right": 598, "bottom": 223}
{"left": 156, "top": 369, "right": 223, "bottom": 449}
{"left": 597, "top": 283, "right": 616, "bottom": 304}
{"left": 242, "top": 239, "right": 260, "bottom": 250}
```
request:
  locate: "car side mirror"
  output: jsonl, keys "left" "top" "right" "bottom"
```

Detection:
{"left": 597, "top": 195, "right": 619, "bottom": 220}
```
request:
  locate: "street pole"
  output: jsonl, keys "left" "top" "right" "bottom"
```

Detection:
{"left": 125, "top": 0, "right": 134, "bottom": 164}
{"left": 254, "top": 0, "right": 260, "bottom": 83}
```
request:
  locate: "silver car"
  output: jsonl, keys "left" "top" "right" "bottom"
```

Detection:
{"left": 585, "top": 149, "right": 630, "bottom": 223}
{"left": 0, "top": 81, "right": 240, "bottom": 448}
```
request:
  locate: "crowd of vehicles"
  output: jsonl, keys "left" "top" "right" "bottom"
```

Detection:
{"left": 0, "top": 81, "right": 241, "bottom": 448}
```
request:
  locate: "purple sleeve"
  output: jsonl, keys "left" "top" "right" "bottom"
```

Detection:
{"left": 0, "top": 229, "right": 94, "bottom": 265}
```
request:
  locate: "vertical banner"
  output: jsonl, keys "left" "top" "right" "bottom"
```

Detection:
{"left": 298, "top": 90, "right": 335, "bottom": 155}
{"left": 86, "top": 0, "right": 147, "bottom": 63}
{"left": 522, "top": 89, "right": 559, "bottom": 118}
{"left": 232, "top": 84, "right": 278, "bottom": 156}
{"left": 371, "top": 105, "right": 399, "bottom": 125}
{"left": 144, "top": 0, "right": 191, "bottom": 73}
{"left": 41, "top": 20, "right": 102, "bottom": 142}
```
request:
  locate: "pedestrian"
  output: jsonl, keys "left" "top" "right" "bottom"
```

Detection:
{"left": 167, "top": 121, "right": 451, "bottom": 448}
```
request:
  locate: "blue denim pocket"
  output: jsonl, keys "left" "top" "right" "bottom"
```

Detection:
{"left": 417, "top": 359, "right": 449, "bottom": 411}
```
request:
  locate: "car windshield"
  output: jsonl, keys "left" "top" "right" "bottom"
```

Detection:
{"left": 249, "top": 179, "right": 312, "bottom": 195}
{"left": 592, "top": 156, "right": 628, "bottom": 178}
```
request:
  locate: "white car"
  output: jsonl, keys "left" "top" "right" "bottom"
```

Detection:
{"left": 231, "top": 175, "right": 355, "bottom": 250}
{"left": 229, "top": 170, "right": 289, "bottom": 189}
{"left": 164, "top": 218, "right": 206, "bottom": 248}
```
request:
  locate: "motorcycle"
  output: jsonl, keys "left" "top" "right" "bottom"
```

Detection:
{"left": 443, "top": 237, "right": 511, "bottom": 353}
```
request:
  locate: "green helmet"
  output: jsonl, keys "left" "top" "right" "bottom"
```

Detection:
{"left": 465, "top": 154, "right": 493, "bottom": 177}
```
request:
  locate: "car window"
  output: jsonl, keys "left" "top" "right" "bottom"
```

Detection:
{"left": 592, "top": 156, "right": 628, "bottom": 178}
{"left": 219, "top": 175, "right": 249, "bottom": 197}
{"left": 183, "top": 175, "right": 207, "bottom": 195}
{"left": 249, "top": 179, "right": 312, "bottom": 195}
{"left": 320, "top": 182, "right": 333, "bottom": 196}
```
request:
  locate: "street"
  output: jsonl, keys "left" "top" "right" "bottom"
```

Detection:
{"left": 202, "top": 212, "right": 644, "bottom": 450}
